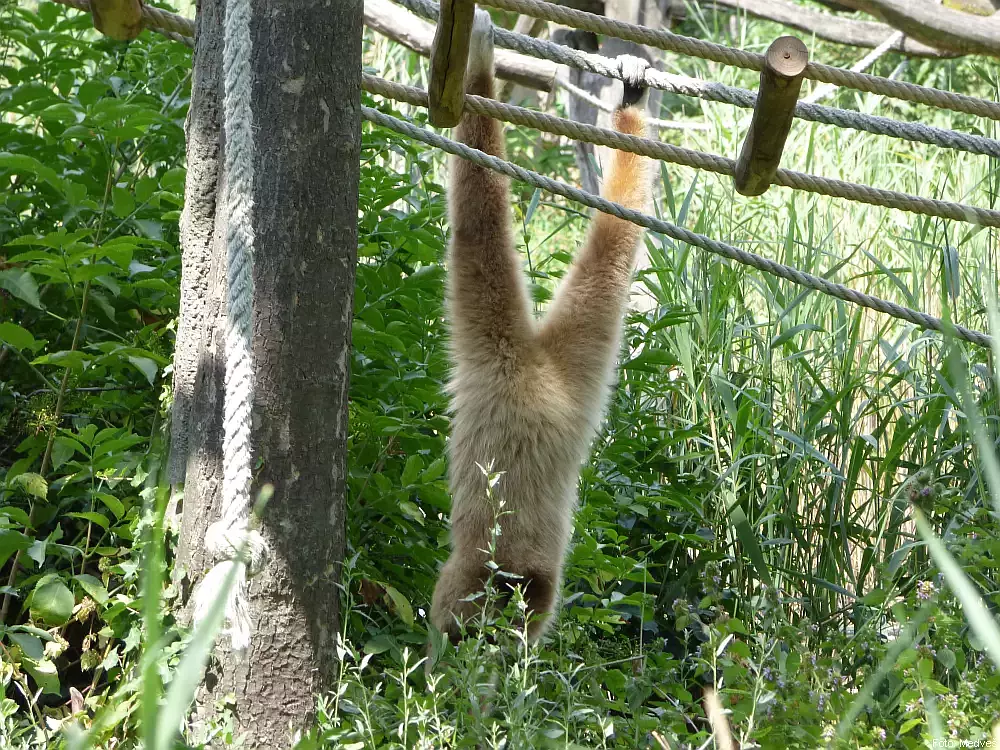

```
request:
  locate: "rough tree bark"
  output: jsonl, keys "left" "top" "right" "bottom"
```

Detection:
{"left": 170, "top": 0, "right": 361, "bottom": 745}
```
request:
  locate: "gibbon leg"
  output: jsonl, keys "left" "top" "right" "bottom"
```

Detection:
{"left": 517, "top": 569, "right": 559, "bottom": 641}
{"left": 430, "top": 554, "right": 488, "bottom": 642}
{"left": 447, "top": 12, "right": 534, "bottom": 375}
{"left": 537, "top": 107, "right": 651, "bottom": 393}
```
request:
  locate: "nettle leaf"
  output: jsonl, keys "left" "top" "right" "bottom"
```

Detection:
{"left": 0, "top": 322, "right": 37, "bottom": 351}
{"left": 0, "top": 269, "right": 42, "bottom": 309}
{"left": 30, "top": 575, "right": 75, "bottom": 626}
{"left": 9, "top": 472, "right": 48, "bottom": 500}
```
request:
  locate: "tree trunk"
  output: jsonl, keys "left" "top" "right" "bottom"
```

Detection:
{"left": 170, "top": 0, "right": 361, "bottom": 745}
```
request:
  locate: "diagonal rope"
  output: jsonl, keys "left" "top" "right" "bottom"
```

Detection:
{"left": 361, "top": 104, "right": 991, "bottom": 349}
{"left": 395, "top": 0, "right": 1000, "bottom": 160}
{"left": 476, "top": 0, "right": 1000, "bottom": 122}
{"left": 363, "top": 74, "right": 1000, "bottom": 228}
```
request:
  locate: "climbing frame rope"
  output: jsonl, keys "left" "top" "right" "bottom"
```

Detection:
{"left": 398, "top": 0, "right": 1000, "bottom": 159}
{"left": 477, "top": 0, "right": 1000, "bottom": 122}
{"left": 362, "top": 104, "right": 992, "bottom": 349}
{"left": 190, "top": 0, "right": 266, "bottom": 651}
{"left": 364, "top": 73, "right": 1000, "bottom": 228}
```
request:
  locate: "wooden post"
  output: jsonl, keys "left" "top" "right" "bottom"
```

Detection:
{"left": 734, "top": 36, "right": 808, "bottom": 197}
{"left": 89, "top": 0, "right": 144, "bottom": 40}
{"left": 428, "top": 0, "right": 477, "bottom": 127}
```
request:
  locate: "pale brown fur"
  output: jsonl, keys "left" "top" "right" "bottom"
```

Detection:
{"left": 430, "top": 15, "right": 651, "bottom": 643}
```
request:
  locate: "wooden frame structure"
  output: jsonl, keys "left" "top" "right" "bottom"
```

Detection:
{"left": 428, "top": 0, "right": 478, "bottom": 126}
{"left": 734, "top": 35, "right": 809, "bottom": 197}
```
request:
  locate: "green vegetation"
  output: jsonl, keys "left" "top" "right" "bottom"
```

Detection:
{"left": 2, "top": 2, "right": 999, "bottom": 748}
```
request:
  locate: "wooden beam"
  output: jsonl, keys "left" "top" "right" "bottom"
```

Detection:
{"left": 428, "top": 0, "right": 477, "bottom": 127}
{"left": 709, "top": 0, "right": 955, "bottom": 57}
{"left": 848, "top": 0, "right": 1000, "bottom": 57}
{"left": 364, "top": 0, "right": 557, "bottom": 91}
{"left": 90, "top": 0, "right": 144, "bottom": 40}
{"left": 734, "top": 35, "right": 808, "bottom": 197}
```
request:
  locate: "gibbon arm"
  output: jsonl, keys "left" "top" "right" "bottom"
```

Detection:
{"left": 538, "top": 107, "right": 651, "bottom": 392}
{"left": 446, "top": 29, "right": 535, "bottom": 376}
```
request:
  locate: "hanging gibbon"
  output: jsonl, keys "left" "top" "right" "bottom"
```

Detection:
{"left": 430, "top": 11, "right": 652, "bottom": 642}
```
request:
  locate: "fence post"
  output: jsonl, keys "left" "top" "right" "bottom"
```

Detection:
{"left": 428, "top": 0, "right": 477, "bottom": 127}
{"left": 734, "top": 35, "right": 808, "bottom": 197}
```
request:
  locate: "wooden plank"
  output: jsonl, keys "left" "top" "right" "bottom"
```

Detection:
{"left": 734, "top": 35, "right": 808, "bottom": 197}
{"left": 428, "top": 0, "right": 477, "bottom": 127}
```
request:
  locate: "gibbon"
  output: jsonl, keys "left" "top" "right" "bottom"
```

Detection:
{"left": 430, "top": 11, "right": 652, "bottom": 643}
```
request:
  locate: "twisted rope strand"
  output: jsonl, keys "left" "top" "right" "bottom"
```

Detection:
{"left": 362, "top": 104, "right": 991, "bottom": 349}
{"left": 363, "top": 74, "right": 1000, "bottom": 228}
{"left": 477, "top": 0, "right": 1000, "bottom": 121}
{"left": 190, "top": 0, "right": 263, "bottom": 653}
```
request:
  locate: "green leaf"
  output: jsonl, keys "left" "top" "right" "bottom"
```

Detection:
{"left": 92, "top": 492, "right": 125, "bottom": 519}
{"left": 0, "top": 322, "right": 37, "bottom": 351}
{"left": 30, "top": 576, "right": 75, "bottom": 626}
{"left": 21, "top": 657, "right": 60, "bottom": 695}
{"left": 78, "top": 79, "right": 109, "bottom": 107}
{"left": 0, "top": 152, "right": 65, "bottom": 192}
{"left": 0, "top": 529, "right": 32, "bottom": 569}
{"left": 936, "top": 647, "right": 956, "bottom": 671}
{"left": 112, "top": 186, "right": 135, "bottom": 218}
{"left": 7, "top": 631, "right": 44, "bottom": 660}
{"left": 401, "top": 454, "right": 422, "bottom": 486}
{"left": 74, "top": 574, "right": 110, "bottom": 605}
{"left": 421, "top": 457, "right": 446, "bottom": 483}
{"left": 382, "top": 583, "right": 414, "bottom": 627}
{"left": 0, "top": 269, "right": 42, "bottom": 309}
{"left": 9, "top": 472, "right": 48, "bottom": 501}
{"left": 728, "top": 502, "right": 773, "bottom": 587}
{"left": 363, "top": 634, "right": 395, "bottom": 655}
{"left": 67, "top": 511, "right": 111, "bottom": 530}
{"left": 128, "top": 356, "right": 158, "bottom": 385}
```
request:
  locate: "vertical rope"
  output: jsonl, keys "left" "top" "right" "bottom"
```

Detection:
{"left": 191, "top": 0, "right": 266, "bottom": 652}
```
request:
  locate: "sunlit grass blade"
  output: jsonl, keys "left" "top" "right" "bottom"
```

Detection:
{"left": 152, "top": 555, "right": 244, "bottom": 750}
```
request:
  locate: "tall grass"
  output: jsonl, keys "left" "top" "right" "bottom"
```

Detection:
{"left": 348, "top": 8, "right": 1000, "bottom": 747}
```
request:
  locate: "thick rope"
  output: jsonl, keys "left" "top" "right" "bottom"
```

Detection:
{"left": 362, "top": 105, "right": 991, "bottom": 349}
{"left": 364, "top": 74, "right": 1000, "bottom": 228}
{"left": 553, "top": 75, "right": 710, "bottom": 132}
{"left": 804, "top": 30, "right": 904, "bottom": 105}
{"left": 395, "top": 0, "right": 1000, "bottom": 160}
{"left": 476, "top": 0, "right": 1000, "bottom": 122}
{"left": 189, "top": 0, "right": 266, "bottom": 653}
{"left": 49, "top": 0, "right": 195, "bottom": 46}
